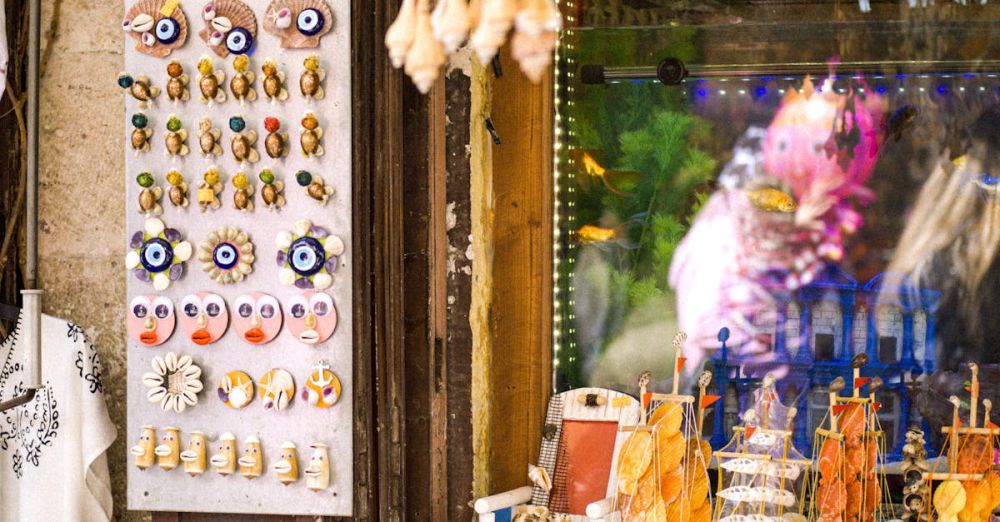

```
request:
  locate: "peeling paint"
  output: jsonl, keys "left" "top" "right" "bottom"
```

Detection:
{"left": 446, "top": 201, "right": 458, "bottom": 231}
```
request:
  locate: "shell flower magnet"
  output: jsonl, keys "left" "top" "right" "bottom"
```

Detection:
{"left": 131, "top": 425, "right": 156, "bottom": 470}
{"left": 197, "top": 117, "right": 223, "bottom": 158}
{"left": 258, "top": 368, "right": 295, "bottom": 410}
{"left": 276, "top": 219, "right": 345, "bottom": 290}
{"left": 180, "top": 430, "right": 208, "bottom": 476}
{"left": 197, "top": 166, "right": 224, "bottom": 212}
{"left": 285, "top": 291, "right": 337, "bottom": 345}
{"left": 238, "top": 436, "right": 263, "bottom": 479}
{"left": 155, "top": 426, "right": 182, "bottom": 471}
{"left": 211, "top": 432, "right": 237, "bottom": 476}
{"left": 136, "top": 172, "right": 163, "bottom": 216}
{"left": 118, "top": 73, "right": 160, "bottom": 108}
{"left": 229, "top": 116, "right": 260, "bottom": 165}
{"left": 263, "top": 117, "right": 288, "bottom": 159}
{"left": 166, "top": 169, "right": 189, "bottom": 208}
{"left": 260, "top": 58, "right": 288, "bottom": 103}
{"left": 273, "top": 442, "right": 298, "bottom": 485}
{"left": 305, "top": 442, "right": 330, "bottom": 491}
{"left": 143, "top": 352, "right": 204, "bottom": 413}
{"left": 231, "top": 171, "right": 254, "bottom": 212}
{"left": 200, "top": 0, "right": 257, "bottom": 58}
{"left": 198, "top": 226, "right": 254, "bottom": 284}
{"left": 165, "top": 59, "right": 190, "bottom": 103}
{"left": 233, "top": 292, "right": 282, "bottom": 345}
{"left": 195, "top": 55, "right": 227, "bottom": 105}
{"left": 258, "top": 168, "right": 286, "bottom": 210}
{"left": 230, "top": 55, "right": 256, "bottom": 106}
{"left": 126, "top": 217, "right": 193, "bottom": 291}
{"left": 302, "top": 361, "right": 341, "bottom": 408}
{"left": 299, "top": 53, "right": 325, "bottom": 101}
{"left": 299, "top": 112, "right": 324, "bottom": 158}
{"left": 123, "top": 0, "right": 188, "bottom": 57}
{"left": 164, "top": 114, "right": 190, "bottom": 158}
{"left": 217, "top": 370, "right": 254, "bottom": 409}
{"left": 179, "top": 292, "right": 229, "bottom": 345}
{"left": 263, "top": 0, "right": 333, "bottom": 49}
{"left": 126, "top": 294, "right": 175, "bottom": 347}
{"left": 130, "top": 113, "right": 152, "bottom": 154}
{"left": 295, "top": 170, "right": 333, "bottom": 205}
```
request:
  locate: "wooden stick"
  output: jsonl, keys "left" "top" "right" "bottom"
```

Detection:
{"left": 829, "top": 391, "right": 839, "bottom": 433}
{"left": 984, "top": 399, "right": 992, "bottom": 428}
{"left": 638, "top": 371, "right": 650, "bottom": 426}
{"left": 970, "top": 363, "right": 980, "bottom": 429}
{"left": 949, "top": 395, "right": 961, "bottom": 473}
{"left": 853, "top": 367, "right": 860, "bottom": 399}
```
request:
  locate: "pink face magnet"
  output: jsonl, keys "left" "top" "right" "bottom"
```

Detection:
{"left": 179, "top": 292, "right": 229, "bottom": 346}
{"left": 233, "top": 292, "right": 282, "bottom": 345}
{"left": 127, "top": 295, "right": 176, "bottom": 346}
{"left": 284, "top": 291, "right": 336, "bottom": 345}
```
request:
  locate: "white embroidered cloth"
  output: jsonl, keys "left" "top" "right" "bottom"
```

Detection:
{"left": 0, "top": 311, "right": 117, "bottom": 521}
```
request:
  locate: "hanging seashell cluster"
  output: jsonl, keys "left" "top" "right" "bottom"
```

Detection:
{"left": 385, "top": 0, "right": 562, "bottom": 93}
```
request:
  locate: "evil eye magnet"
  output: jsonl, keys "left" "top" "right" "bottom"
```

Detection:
{"left": 198, "top": 226, "right": 254, "bottom": 284}
{"left": 263, "top": 0, "right": 333, "bottom": 49}
{"left": 127, "top": 294, "right": 176, "bottom": 346}
{"left": 155, "top": 17, "right": 182, "bottom": 44}
{"left": 125, "top": 218, "right": 192, "bottom": 290}
{"left": 123, "top": 0, "right": 189, "bottom": 57}
{"left": 198, "top": 0, "right": 257, "bottom": 58}
{"left": 275, "top": 219, "right": 344, "bottom": 290}
{"left": 178, "top": 292, "right": 229, "bottom": 346}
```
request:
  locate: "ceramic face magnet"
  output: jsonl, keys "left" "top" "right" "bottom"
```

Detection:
{"left": 131, "top": 425, "right": 156, "bottom": 470}
{"left": 200, "top": 0, "right": 257, "bottom": 58}
{"left": 198, "top": 226, "right": 254, "bottom": 284}
{"left": 273, "top": 442, "right": 298, "bottom": 485}
{"left": 166, "top": 170, "right": 189, "bottom": 208}
{"left": 196, "top": 55, "right": 227, "bottom": 105}
{"left": 230, "top": 55, "right": 257, "bottom": 106}
{"left": 123, "top": 0, "right": 188, "bottom": 57}
{"left": 217, "top": 370, "right": 254, "bottom": 409}
{"left": 304, "top": 442, "right": 330, "bottom": 491}
{"left": 127, "top": 294, "right": 175, "bottom": 346}
{"left": 136, "top": 172, "right": 163, "bottom": 216}
{"left": 155, "top": 426, "right": 182, "bottom": 470}
{"left": 260, "top": 58, "right": 288, "bottom": 103}
{"left": 231, "top": 172, "right": 254, "bottom": 211}
{"left": 197, "top": 117, "right": 223, "bottom": 158}
{"left": 179, "top": 292, "right": 229, "bottom": 345}
{"left": 229, "top": 116, "right": 259, "bottom": 165}
{"left": 197, "top": 166, "right": 223, "bottom": 212}
{"left": 263, "top": 0, "right": 333, "bottom": 49}
{"left": 233, "top": 292, "right": 282, "bottom": 345}
{"left": 299, "top": 53, "right": 325, "bottom": 101}
{"left": 165, "top": 59, "right": 190, "bottom": 103}
{"left": 143, "top": 351, "right": 204, "bottom": 413}
{"left": 164, "top": 114, "right": 190, "bottom": 158}
{"left": 238, "top": 435, "right": 263, "bottom": 479}
{"left": 211, "top": 432, "right": 237, "bottom": 476}
{"left": 258, "top": 168, "right": 286, "bottom": 210}
{"left": 258, "top": 368, "right": 294, "bottom": 410}
{"left": 295, "top": 170, "right": 333, "bottom": 205}
{"left": 285, "top": 291, "right": 337, "bottom": 345}
{"left": 299, "top": 112, "right": 324, "bottom": 158}
{"left": 118, "top": 73, "right": 160, "bottom": 109}
{"left": 276, "top": 219, "right": 345, "bottom": 289}
{"left": 302, "top": 361, "right": 341, "bottom": 408}
{"left": 126, "top": 217, "right": 193, "bottom": 290}
{"left": 263, "top": 117, "right": 288, "bottom": 159}
{"left": 180, "top": 431, "right": 207, "bottom": 476}
{"left": 131, "top": 113, "right": 152, "bottom": 154}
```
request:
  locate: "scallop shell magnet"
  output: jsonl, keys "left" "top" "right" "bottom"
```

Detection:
{"left": 260, "top": 58, "right": 289, "bottom": 102}
{"left": 118, "top": 73, "right": 160, "bottom": 109}
{"left": 165, "top": 59, "right": 190, "bottom": 103}
{"left": 259, "top": 368, "right": 295, "bottom": 411}
{"left": 143, "top": 352, "right": 204, "bottom": 413}
{"left": 126, "top": 217, "right": 193, "bottom": 290}
{"left": 229, "top": 116, "right": 260, "bottom": 164}
{"left": 299, "top": 112, "right": 324, "bottom": 158}
{"left": 299, "top": 53, "right": 326, "bottom": 101}
{"left": 163, "top": 114, "right": 190, "bottom": 158}
{"left": 258, "top": 169, "right": 286, "bottom": 210}
{"left": 218, "top": 370, "right": 255, "bottom": 409}
{"left": 231, "top": 171, "right": 255, "bottom": 212}
{"left": 131, "top": 113, "right": 152, "bottom": 154}
{"left": 123, "top": 0, "right": 188, "bottom": 57}
{"left": 230, "top": 54, "right": 257, "bottom": 106}
{"left": 166, "top": 169, "right": 189, "bottom": 208}
{"left": 197, "top": 166, "right": 224, "bottom": 212}
{"left": 263, "top": 0, "right": 333, "bottom": 49}
{"left": 200, "top": 0, "right": 258, "bottom": 58}
{"left": 136, "top": 171, "right": 163, "bottom": 216}
{"left": 196, "top": 55, "right": 228, "bottom": 105}
{"left": 197, "top": 117, "right": 223, "bottom": 158}
{"left": 198, "top": 225, "right": 255, "bottom": 283}
{"left": 263, "top": 117, "right": 288, "bottom": 159}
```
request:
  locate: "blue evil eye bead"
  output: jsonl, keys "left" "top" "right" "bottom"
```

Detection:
{"left": 229, "top": 116, "right": 246, "bottom": 133}
{"left": 140, "top": 237, "right": 175, "bottom": 273}
{"left": 296, "top": 8, "right": 325, "bottom": 36}
{"left": 225, "top": 27, "right": 253, "bottom": 55}
{"left": 213, "top": 242, "right": 239, "bottom": 270}
{"left": 118, "top": 74, "right": 134, "bottom": 89}
{"left": 288, "top": 236, "right": 325, "bottom": 277}
{"left": 155, "top": 17, "right": 181, "bottom": 44}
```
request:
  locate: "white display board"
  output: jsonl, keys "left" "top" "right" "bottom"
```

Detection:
{"left": 123, "top": 0, "right": 352, "bottom": 516}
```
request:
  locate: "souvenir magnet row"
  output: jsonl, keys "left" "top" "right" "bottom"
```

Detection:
{"left": 132, "top": 426, "right": 331, "bottom": 490}
{"left": 124, "top": 0, "right": 333, "bottom": 58}
{"left": 135, "top": 168, "right": 331, "bottom": 213}
{"left": 127, "top": 290, "right": 338, "bottom": 346}
{"left": 216, "top": 361, "right": 341, "bottom": 410}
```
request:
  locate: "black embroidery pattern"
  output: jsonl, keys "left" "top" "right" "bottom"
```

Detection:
{"left": 70, "top": 323, "right": 104, "bottom": 395}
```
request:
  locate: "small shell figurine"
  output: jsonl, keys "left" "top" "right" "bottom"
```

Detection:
{"left": 261, "top": 58, "right": 289, "bottom": 103}
{"left": 263, "top": 117, "right": 288, "bottom": 159}
{"left": 155, "top": 426, "right": 182, "bottom": 471}
{"left": 231, "top": 171, "right": 255, "bottom": 212}
{"left": 196, "top": 55, "right": 228, "bottom": 105}
{"left": 296, "top": 170, "right": 333, "bottom": 205}
{"left": 130, "top": 113, "right": 152, "bottom": 154}
{"left": 131, "top": 425, "right": 156, "bottom": 470}
{"left": 238, "top": 435, "right": 263, "bottom": 479}
{"left": 136, "top": 172, "right": 163, "bottom": 216}
{"left": 197, "top": 117, "right": 223, "bottom": 158}
{"left": 211, "top": 432, "right": 238, "bottom": 476}
{"left": 118, "top": 73, "right": 160, "bottom": 109}
{"left": 300, "top": 53, "right": 326, "bottom": 101}
{"left": 229, "top": 116, "right": 260, "bottom": 164}
{"left": 305, "top": 442, "right": 330, "bottom": 491}
{"left": 273, "top": 442, "right": 299, "bottom": 485}
{"left": 166, "top": 170, "right": 189, "bottom": 208}
{"left": 165, "top": 60, "right": 190, "bottom": 104}
{"left": 258, "top": 169, "right": 286, "bottom": 210}
{"left": 299, "top": 112, "right": 324, "bottom": 158}
{"left": 230, "top": 54, "right": 257, "bottom": 106}
{"left": 197, "top": 166, "right": 224, "bottom": 212}
{"left": 180, "top": 430, "right": 208, "bottom": 476}
{"left": 164, "top": 115, "right": 190, "bottom": 158}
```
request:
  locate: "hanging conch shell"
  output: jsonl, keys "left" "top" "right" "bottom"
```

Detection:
{"left": 469, "top": 0, "right": 516, "bottom": 63}
{"left": 199, "top": 0, "right": 257, "bottom": 58}
{"left": 124, "top": 0, "right": 189, "bottom": 57}
{"left": 527, "top": 464, "right": 552, "bottom": 492}
{"left": 263, "top": 0, "right": 334, "bottom": 48}
{"left": 510, "top": 30, "right": 557, "bottom": 83}
{"left": 431, "top": 0, "right": 470, "bottom": 53}
{"left": 514, "top": 0, "right": 561, "bottom": 37}
{"left": 404, "top": 8, "right": 445, "bottom": 94}
{"left": 385, "top": 0, "right": 417, "bottom": 68}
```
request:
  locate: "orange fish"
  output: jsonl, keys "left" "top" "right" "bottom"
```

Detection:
{"left": 575, "top": 224, "right": 637, "bottom": 250}
{"left": 570, "top": 149, "right": 643, "bottom": 195}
